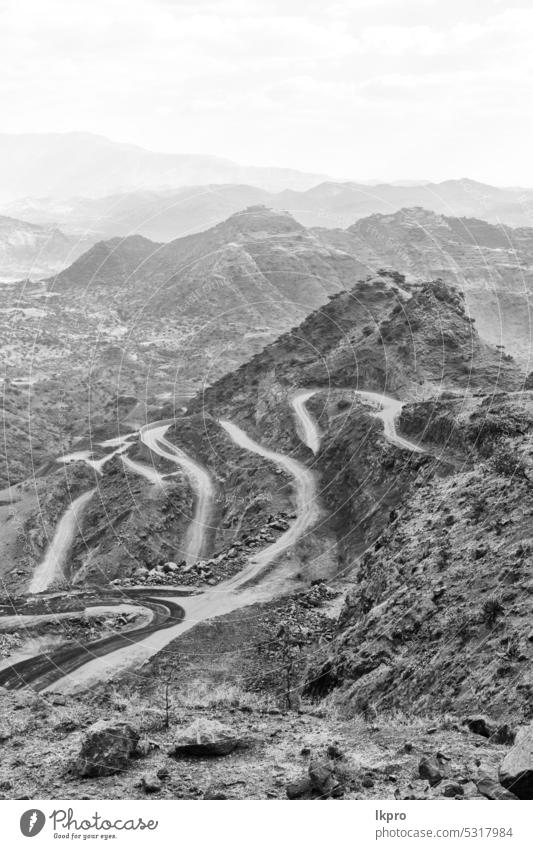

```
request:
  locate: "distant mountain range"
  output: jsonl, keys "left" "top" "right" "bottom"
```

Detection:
{"left": 45, "top": 204, "right": 532, "bottom": 372}
{"left": 4, "top": 177, "right": 533, "bottom": 252}
{"left": 0, "top": 133, "right": 327, "bottom": 201}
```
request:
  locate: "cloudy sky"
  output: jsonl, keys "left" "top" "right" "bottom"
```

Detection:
{"left": 1, "top": 0, "right": 532, "bottom": 184}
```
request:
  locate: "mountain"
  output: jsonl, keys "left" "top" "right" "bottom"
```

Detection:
{"left": 0, "top": 207, "right": 368, "bottom": 488}
{"left": 318, "top": 207, "right": 533, "bottom": 368}
{"left": 308, "top": 390, "right": 533, "bottom": 720}
{"left": 281, "top": 178, "right": 533, "bottom": 229}
{"left": 5, "top": 178, "right": 533, "bottom": 243}
{"left": 0, "top": 133, "right": 327, "bottom": 202}
{"left": 0, "top": 214, "right": 92, "bottom": 281}
{"left": 48, "top": 206, "right": 369, "bottom": 379}
{"left": 1, "top": 262, "right": 531, "bottom": 800}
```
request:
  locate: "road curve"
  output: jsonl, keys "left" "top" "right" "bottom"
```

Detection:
{"left": 29, "top": 488, "right": 96, "bottom": 594}
{"left": 140, "top": 423, "right": 215, "bottom": 564}
{"left": 291, "top": 390, "right": 320, "bottom": 454}
{"left": 21, "top": 411, "right": 322, "bottom": 692}
{"left": 353, "top": 390, "right": 422, "bottom": 453}
{"left": 2, "top": 400, "right": 324, "bottom": 691}
{"left": 0, "top": 595, "right": 186, "bottom": 691}
{"left": 220, "top": 418, "right": 320, "bottom": 587}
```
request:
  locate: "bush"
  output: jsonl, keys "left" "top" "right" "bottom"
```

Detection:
{"left": 489, "top": 442, "right": 526, "bottom": 477}
{"left": 481, "top": 597, "right": 504, "bottom": 627}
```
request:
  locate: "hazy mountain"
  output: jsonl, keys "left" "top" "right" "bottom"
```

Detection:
{"left": 317, "top": 207, "right": 533, "bottom": 368}
{"left": 5, "top": 178, "right": 533, "bottom": 247}
{"left": 0, "top": 214, "right": 92, "bottom": 281}
{"left": 0, "top": 133, "right": 327, "bottom": 202}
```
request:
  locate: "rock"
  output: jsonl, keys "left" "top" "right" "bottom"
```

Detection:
{"left": 157, "top": 766, "right": 170, "bottom": 780}
{"left": 0, "top": 725, "right": 12, "bottom": 742}
{"left": 286, "top": 777, "right": 314, "bottom": 800}
{"left": 327, "top": 742, "right": 344, "bottom": 760}
{"left": 73, "top": 721, "right": 139, "bottom": 778}
{"left": 499, "top": 725, "right": 533, "bottom": 799}
{"left": 135, "top": 737, "right": 159, "bottom": 758}
{"left": 418, "top": 757, "right": 443, "bottom": 787}
{"left": 139, "top": 773, "right": 162, "bottom": 794}
{"left": 463, "top": 714, "right": 495, "bottom": 738}
{"left": 204, "top": 784, "right": 229, "bottom": 800}
{"left": 361, "top": 775, "right": 374, "bottom": 788}
{"left": 168, "top": 719, "right": 239, "bottom": 757}
{"left": 442, "top": 782, "right": 464, "bottom": 797}
{"left": 477, "top": 775, "right": 517, "bottom": 800}
{"left": 308, "top": 758, "right": 343, "bottom": 798}
{"left": 493, "top": 724, "right": 515, "bottom": 745}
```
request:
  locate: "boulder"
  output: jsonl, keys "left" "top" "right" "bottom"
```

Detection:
{"left": 73, "top": 720, "right": 139, "bottom": 778}
{"left": 286, "top": 777, "right": 314, "bottom": 799}
{"left": 493, "top": 724, "right": 515, "bottom": 745}
{"left": 168, "top": 718, "right": 239, "bottom": 757}
{"left": 463, "top": 714, "right": 495, "bottom": 738}
{"left": 442, "top": 782, "right": 464, "bottom": 798}
{"left": 499, "top": 725, "right": 533, "bottom": 799}
{"left": 418, "top": 757, "right": 443, "bottom": 787}
{"left": 138, "top": 773, "right": 162, "bottom": 794}
{"left": 477, "top": 775, "right": 517, "bottom": 800}
{"left": 308, "top": 757, "right": 343, "bottom": 798}
{"left": 204, "top": 784, "right": 229, "bottom": 800}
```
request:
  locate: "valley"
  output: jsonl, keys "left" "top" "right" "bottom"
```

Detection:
{"left": 0, "top": 259, "right": 531, "bottom": 800}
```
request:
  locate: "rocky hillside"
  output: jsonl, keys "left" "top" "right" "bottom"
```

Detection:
{"left": 318, "top": 207, "right": 533, "bottom": 368}
{"left": 0, "top": 215, "right": 91, "bottom": 281}
{"left": 195, "top": 276, "right": 523, "bottom": 417}
{"left": 307, "top": 391, "right": 533, "bottom": 723}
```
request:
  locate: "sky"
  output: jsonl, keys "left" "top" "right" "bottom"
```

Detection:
{"left": 1, "top": 0, "right": 532, "bottom": 184}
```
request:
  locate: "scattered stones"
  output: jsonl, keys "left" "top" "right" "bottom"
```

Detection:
{"left": 499, "top": 724, "right": 533, "bottom": 799}
{"left": 168, "top": 719, "right": 240, "bottom": 758}
{"left": 73, "top": 721, "right": 140, "bottom": 778}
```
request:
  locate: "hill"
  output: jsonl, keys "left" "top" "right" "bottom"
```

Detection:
{"left": 0, "top": 133, "right": 326, "bottom": 202}
{"left": 0, "top": 214, "right": 91, "bottom": 281}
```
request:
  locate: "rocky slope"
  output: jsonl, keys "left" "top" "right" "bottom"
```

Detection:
{"left": 318, "top": 207, "right": 533, "bottom": 368}
{"left": 307, "top": 391, "right": 533, "bottom": 723}
{"left": 0, "top": 215, "right": 91, "bottom": 281}
{"left": 0, "top": 267, "right": 531, "bottom": 800}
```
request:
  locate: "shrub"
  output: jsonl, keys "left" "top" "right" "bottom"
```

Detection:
{"left": 489, "top": 442, "right": 526, "bottom": 477}
{"left": 481, "top": 597, "right": 504, "bottom": 627}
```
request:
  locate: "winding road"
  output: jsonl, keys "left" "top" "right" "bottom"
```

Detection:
{"left": 353, "top": 390, "right": 422, "bottom": 453}
{"left": 291, "top": 390, "right": 320, "bottom": 453}
{"left": 29, "top": 488, "right": 96, "bottom": 594}
{"left": 140, "top": 422, "right": 214, "bottom": 564}
{"left": 220, "top": 419, "right": 320, "bottom": 586}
